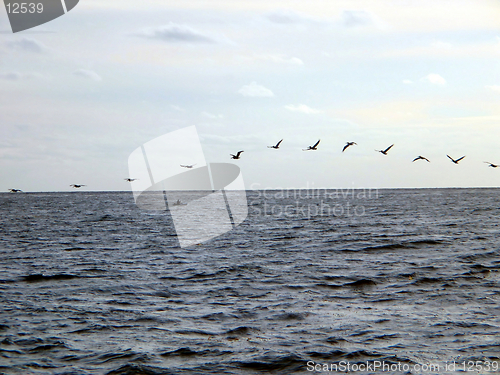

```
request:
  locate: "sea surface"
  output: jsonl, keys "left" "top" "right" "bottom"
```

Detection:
{"left": 1, "top": 189, "right": 499, "bottom": 374}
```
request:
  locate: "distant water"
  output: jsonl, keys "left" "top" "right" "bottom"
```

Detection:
{"left": 1, "top": 189, "right": 499, "bottom": 375}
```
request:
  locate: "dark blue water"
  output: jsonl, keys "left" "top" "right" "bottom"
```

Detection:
{"left": 1, "top": 189, "right": 499, "bottom": 374}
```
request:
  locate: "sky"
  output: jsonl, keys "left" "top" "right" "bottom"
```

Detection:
{"left": 1, "top": 0, "right": 500, "bottom": 191}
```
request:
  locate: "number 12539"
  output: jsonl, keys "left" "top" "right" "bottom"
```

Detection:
{"left": 6, "top": 3, "right": 44, "bottom": 13}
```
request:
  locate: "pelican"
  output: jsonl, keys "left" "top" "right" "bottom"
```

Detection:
{"left": 413, "top": 156, "right": 430, "bottom": 162}
{"left": 268, "top": 139, "right": 283, "bottom": 149}
{"left": 124, "top": 178, "right": 137, "bottom": 182}
{"left": 180, "top": 164, "right": 196, "bottom": 169}
{"left": 376, "top": 144, "right": 394, "bottom": 155}
{"left": 230, "top": 151, "right": 244, "bottom": 159}
{"left": 70, "top": 184, "right": 86, "bottom": 188}
{"left": 342, "top": 142, "right": 357, "bottom": 152}
{"left": 8, "top": 188, "right": 22, "bottom": 193}
{"left": 303, "top": 140, "right": 320, "bottom": 151}
{"left": 484, "top": 162, "right": 498, "bottom": 168}
{"left": 447, "top": 155, "right": 465, "bottom": 164}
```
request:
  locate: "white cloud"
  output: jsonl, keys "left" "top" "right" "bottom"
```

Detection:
{"left": 238, "top": 82, "right": 274, "bottom": 97}
{"left": 0, "top": 72, "right": 46, "bottom": 80}
{"left": 485, "top": 85, "right": 500, "bottom": 93}
{"left": 339, "top": 10, "right": 386, "bottom": 29}
{"left": 424, "top": 73, "right": 446, "bottom": 85}
{"left": 262, "top": 54, "right": 304, "bottom": 65}
{"left": 239, "top": 54, "right": 304, "bottom": 66}
{"left": 431, "top": 41, "right": 452, "bottom": 49}
{"left": 265, "top": 9, "right": 317, "bottom": 24}
{"left": 170, "top": 104, "right": 185, "bottom": 111}
{"left": 73, "top": 69, "right": 102, "bottom": 82}
{"left": 7, "top": 37, "right": 47, "bottom": 53}
{"left": 135, "top": 23, "right": 218, "bottom": 43}
{"left": 284, "top": 104, "right": 323, "bottom": 114}
{"left": 403, "top": 79, "right": 413, "bottom": 84}
{"left": 201, "top": 111, "right": 224, "bottom": 119}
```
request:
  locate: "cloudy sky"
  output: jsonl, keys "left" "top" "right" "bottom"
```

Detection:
{"left": 1, "top": 0, "right": 500, "bottom": 191}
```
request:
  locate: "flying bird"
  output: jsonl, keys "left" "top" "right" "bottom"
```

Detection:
{"left": 230, "top": 151, "right": 244, "bottom": 159}
{"left": 376, "top": 144, "right": 394, "bottom": 155}
{"left": 413, "top": 156, "right": 430, "bottom": 162}
{"left": 124, "top": 178, "right": 138, "bottom": 182}
{"left": 8, "top": 188, "right": 22, "bottom": 193}
{"left": 70, "top": 184, "right": 86, "bottom": 188}
{"left": 447, "top": 155, "right": 465, "bottom": 164}
{"left": 484, "top": 162, "right": 498, "bottom": 168}
{"left": 268, "top": 139, "right": 283, "bottom": 149}
{"left": 303, "top": 140, "right": 320, "bottom": 151}
{"left": 342, "top": 142, "right": 357, "bottom": 152}
{"left": 180, "top": 164, "right": 196, "bottom": 169}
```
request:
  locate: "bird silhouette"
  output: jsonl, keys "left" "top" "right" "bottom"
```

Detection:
{"left": 124, "top": 178, "right": 138, "bottom": 182}
{"left": 413, "top": 156, "right": 430, "bottom": 162}
{"left": 342, "top": 142, "right": 357, "bottom": 152}
{"left": 70, "top": 184, "right": 86, "bottom": 188}
{"left": 303, "top": 140, "right": 320, "bottom": 151}
{"left": 180, "top": 164, "right": 196, "bottom": 169}
{"left": 268, "top": 139, "right": 283, "bottom": 149}
{"left": 484, "top": 162, "right": 498, "bottom": 168}
{"left": 230, "top": 151, "right": 244, "bottom": 159}
{"left": 8, "top": 188, "right": 22, "bottom": 193}
{"left": 447, "top": 155, "right": 465, "bottom": 164}
{"left": 376, "top": 144, "right": 394, "bottom": 155}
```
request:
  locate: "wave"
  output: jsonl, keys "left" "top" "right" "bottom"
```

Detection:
{"left": 22, "top": 274, "right": 80, "bottom": 282}
{"left": 233, "top": 354, "right": 304, "bottom": 372}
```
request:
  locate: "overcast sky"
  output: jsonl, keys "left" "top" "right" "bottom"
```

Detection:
{"left": 1, "top": 0, "right": 500, "bottom": 191}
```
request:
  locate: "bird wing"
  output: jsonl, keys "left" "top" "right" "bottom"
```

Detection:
{"left": 313, "top": 140, "right": 320, "bottom": 148}
{"left": 384, "top": 144, "right": 394, "bottom": 153}
{"left": 236, "top": 151, "right": 244, "bottom": 157}
{"left": 342, "top": 144, "right": 349, "bottom": 152}
{"left": 276, "top": 139, "right": 283, "bottom": 147}
{"left": 455, "top": 156, "right": 466, "bottom": 163}
{"left": 446, "top": 155, "right": 455, "bottom": 162}
{"left": 412, "top": 157, "right": 419, "bottom": 162}
{"left": 424, "top": 157, "right": 430, "bottom": 162}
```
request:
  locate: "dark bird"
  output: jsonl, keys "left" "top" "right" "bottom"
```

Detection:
{"left": 447, "top": 155, "right": 465, "bottom": 164}
{"left": 342, "top": 142, "right": 357, "bottom": 152}
{"left": 268, "top": 139, "right": 283, "bottom": 149}
{"left": 125, "top": 178, "right": 138, "bottom": 182}
{"left": 230, "top": 151, "right": 244, "bottom": 159}
{"left": 180, "top": 164, "right": 196, "bottom": 169}
{"left": 484, "top": 162, "right": 498, "bottom": 168}
{"left": 413, "top": 156, "right": 430, "bottom": 162}
{"left": 303, "top": 140, "right": 320, "bottom": 151}
{"left": 70, "top": 184, "right": 86, "bottom": 188}
{"left": 8, "top": 188, "right": 22, "bottom": 193}
{"left": 376, "top": 144, "right": 394, "bottom": 155}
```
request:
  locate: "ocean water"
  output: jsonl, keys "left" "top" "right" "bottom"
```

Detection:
{"left": 1, "top": 189, "right": 499, "bottom": 374}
